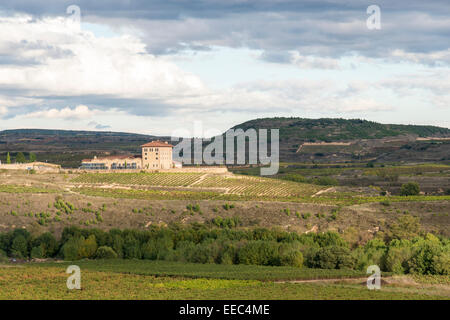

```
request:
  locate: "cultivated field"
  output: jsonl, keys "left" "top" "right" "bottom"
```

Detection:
{"left": 0, "top": 167, "right": 449, "bottom": 238}
{"left": 0, "top": 260, "right": 448, "bottom": 300}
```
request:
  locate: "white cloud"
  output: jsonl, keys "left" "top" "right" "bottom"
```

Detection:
{"left": 23, "top": 105, "right": 95, "bottom": 119}
{"left": 0, "top": 14, "right": 396, "bottom": 118}
{"left": 0, "top": 14, "right": 207, "bottom": 100}
{"left": 290, "top": 52, "right": 340, "bottom": 70}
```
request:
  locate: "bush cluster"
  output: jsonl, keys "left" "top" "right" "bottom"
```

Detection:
{"left": 0, "top": 224, "right": 448, "bottom": 274}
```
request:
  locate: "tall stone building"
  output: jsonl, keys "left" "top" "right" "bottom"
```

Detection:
{"left": 141, "top": 140, "right": 174, "bottom": 169}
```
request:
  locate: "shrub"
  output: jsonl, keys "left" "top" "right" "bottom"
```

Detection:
{"left": 310, "top": 246, "right": 356, "bottom": 269}
{"left": 30, "top": 246, "right": 45, "bottom": 259}
{"left": 141, "top": 240, "right": 158, "bottom": 260}
{"left": 352, "top": 239, "right": 386, "bottom": 271}
{"left": 11, "top": 235, "right": 28, "bottom": 258}
{"left": 188, "top": 239, "right": 221, "bottom": 264}
{"left": 222, "top": 203, "right": 235, "bottom": 210}
{"left": 312, "top": 232, "right": 348, "bottom": 248}
{"left": 400, "top": 182, "right": 420, "bottom": 196}
{"left": 78, "top": 235, "right": 98, "bottom": 259}
{"left": 95, "top": 246, "right": 118, "bottom": 259}
{"left": 123, "top": 235, "right": 141, "bottom": 259}
{"left": 383, "top": 241, "right": 413, "bottom": 274}
{"left": 407, "top": 241, "right": 441, "bottom": 275}
{"left": 211, "top": 216, "right": 241, "bottom": 229}
{"left": 186, "top": 204, "right": 201, "bottom": 212}
{"left": 389, "top": 215, "right": 421, "bottom": 241}
{"left": 313, "top": 177, "right": 339, "bottom": 186}
{"left": 61, "top": 235, "right": 97, "bottom": 260}
{"left": 32, "top": 232, "right": 58, "bottom": 258}
{"left": 111, "top": 234, "right": 124, "bottom": 258}
{"left": 431, "top": 251, "right": 450, "bottom": 275}
{"left": 238, "top": 241, "right": 280, "bottom": 266}
{"left": 61, "top": 237, "right": 85, "bottom": 260}
{"left": 380, "top": 200, "right": 390, "bottom": 206}
{"left": 278, "top": 243, "right": 304, "bottom": 268}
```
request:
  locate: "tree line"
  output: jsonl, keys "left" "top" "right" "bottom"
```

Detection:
{"left": 2, "top": 152, "right": 36, "bottom": 164}
{"left": 0, "top": 222, "right": 448, "bottom": 275}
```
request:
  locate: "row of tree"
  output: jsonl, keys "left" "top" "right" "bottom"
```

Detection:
{"left": 0, "top": 223, "right": 448, "bottom": 275}
{"left": 3, "top": 152, "right": 36, "bottom": 164}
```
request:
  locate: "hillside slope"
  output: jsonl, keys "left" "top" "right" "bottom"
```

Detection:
{"left": 230, "top": 118, "right": 450, "bottom": 163}
{"left": 232, "top": 118, "right": 450, "bottom": 142}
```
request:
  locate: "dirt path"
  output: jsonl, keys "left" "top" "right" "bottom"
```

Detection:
{"left": 188, "top": 174, "right": 208, "bottom": 187}
{"left": 311, "top": 187, "right": 335, "bottom": 197}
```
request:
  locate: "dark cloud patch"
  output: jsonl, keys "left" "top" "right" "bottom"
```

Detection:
{"left": 0, "top": 39, "right": 73, "bottom": 66}
{"left": 88, "top": 121, "right": 111, "bottom": 129}
{"left": 259, "top": 51, "right": 292, "bottom": 64}
{"left": 37, "top": 95, "right": 176, "bottom": 117}
{"left": 0, "top": 54, "right": 40, "bottom": 65}
{"left": 0, "top": 92, "right": 177, "bottom": 118}
{"left": 1, "top": 0, "right": 449, "bottom": 63}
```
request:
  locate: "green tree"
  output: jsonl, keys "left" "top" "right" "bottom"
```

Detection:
{"left": 29, "top": 152, "right": 36, "bottom": 162}
{"left": 6, "top": 152, "right": 11, "bottom": 164}
{"left": 16, "top": 152, "right": 26, "bottom": 163}
{"left": 95, "top": 246, "right": 118, "bottom": 259}
{"left": 11, "top": 235, "right": 29, "bottom": 258}
{"left": 79, "top": 235, "right": 98, "bottom": 259}
{"left": 310, "top": 246, "right": 356, "bottom": 269}
{"left": 400, "top": 182, "right": 420, "bottom": 196}
{"left": 32, "top": 232, "right": 58, "bottom": 258}
{"left": 389, "top": 215, "right": 421, "bottom": 240}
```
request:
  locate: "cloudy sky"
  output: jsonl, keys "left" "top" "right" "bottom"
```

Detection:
{"left": 0, "top": 1, "right": 449, "bottom": 136}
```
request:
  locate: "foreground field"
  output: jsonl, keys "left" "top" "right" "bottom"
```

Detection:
{"left": 0, "top": 260, "right": 448, "bottom": 300}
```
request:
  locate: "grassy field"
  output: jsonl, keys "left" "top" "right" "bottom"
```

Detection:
{"left": 0, "top": 260, "right": 447, "bottom": 300}
{"left": 41, "top": 259, "right": 369, "bottom": 281}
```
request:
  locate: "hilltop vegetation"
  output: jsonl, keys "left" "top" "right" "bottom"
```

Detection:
{"left": 233, "top": 117, "right": 450, "bottom": 142}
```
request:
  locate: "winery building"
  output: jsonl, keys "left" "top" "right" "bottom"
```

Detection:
{"left": 80, "top": 140, "right": 177, "bottom": 170}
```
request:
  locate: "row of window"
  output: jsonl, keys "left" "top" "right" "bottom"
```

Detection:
{"left": 111, "top": 163, "right": 138, "bottom": 169}
{"left": 81, "top": 162, "right": 139, "bottom": 170}
{"left": 81, "top": 163, "right": 107, "bottom": 170}
{"left": 143, "top": 148, "right": 159, "bottom": 152}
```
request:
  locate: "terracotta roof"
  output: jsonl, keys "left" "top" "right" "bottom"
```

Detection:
{"left": 141, "top": 140, "right": 173, "bottom": 148}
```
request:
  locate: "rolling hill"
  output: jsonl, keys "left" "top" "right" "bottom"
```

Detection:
{"left": 1, "top": 118, "right": 449, "bottom": 167}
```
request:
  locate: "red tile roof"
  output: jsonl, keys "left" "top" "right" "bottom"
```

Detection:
{"left": 141, "top": 140, "right": 173, "bottom": 147}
